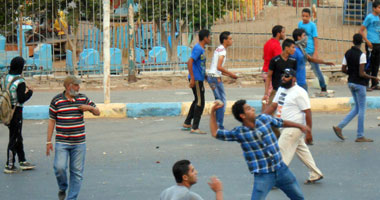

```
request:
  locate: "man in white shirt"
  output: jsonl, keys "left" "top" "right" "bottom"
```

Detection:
{"left": 207, "top": 31, "right": 238, "bottom": 129}
{"left": 160, "top": 160, "right": 223, "bottom": 200}
{"left": 264, "top": 68, "right": 324, "bottom": 184}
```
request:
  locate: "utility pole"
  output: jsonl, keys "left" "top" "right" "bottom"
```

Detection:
{"left": 127, "top": 0, "right": 137, "bottom": 82}
{"left": 103, "top": 0, "right": 111, "bottom": 104}
{"left": 18, "top": 5, "right": 24, "bottom": 57}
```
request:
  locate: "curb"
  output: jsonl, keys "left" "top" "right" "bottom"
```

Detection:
{"left": 21, "top": 97, "right": 380, "bottom": 120}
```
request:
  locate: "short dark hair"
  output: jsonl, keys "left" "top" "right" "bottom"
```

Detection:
{"left": 353, "top": 33, "right": 363, "bottom": 45}
{"left": 172, "top": 160, "right": 191, "bottom": 183}
{"left": 282, "top": 39, "right": 295, "bottom": 50}
{"left": 373, "top": 0, "right": 380, "bottom": 9}
{"left": 232, "top": 99, "right": 246, "bottom": 122}
{"left": 219, "top": 31, "right": 231, "bottom": 44}
{"left": 292, "top": 28, "right": 306, "bottom": 41}
{"left": 302, "top": 8, "right": 311, "bottom": 15}
{"left": 272, "top": 25, "right": 284, "bottom": 38}
{"left": 199, "top": 29, "right": 210, "bottom": 41}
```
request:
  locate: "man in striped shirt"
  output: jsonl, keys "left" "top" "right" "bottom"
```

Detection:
{"left": 46, "top": 75, "right": 100, "bottom": 200}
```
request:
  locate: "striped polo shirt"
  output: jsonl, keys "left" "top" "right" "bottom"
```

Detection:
{"left": 49, "top": 92, "right": 96, "bottom": 145}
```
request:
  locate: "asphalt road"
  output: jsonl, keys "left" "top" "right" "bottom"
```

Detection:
{"left": 1, "top": 112, "right": 380, "bottom": 200}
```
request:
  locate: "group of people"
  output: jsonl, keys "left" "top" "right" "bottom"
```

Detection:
{"left": 2, "top": 56, "right": 99, "bottom": 200}
{"left": 170, "top": 5, "right": 380, "bottom": 200}
{"left": 2, "top": 4, "right": 380, "bottom": 200}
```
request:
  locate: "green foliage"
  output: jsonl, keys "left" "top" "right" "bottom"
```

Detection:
{"left": 138, "top": 0, "right": 239, "bottom": 31}
{"left": 0, "top": 0, "right": 102, "bottom": 35}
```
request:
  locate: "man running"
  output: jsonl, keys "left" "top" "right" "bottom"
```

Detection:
{"left": 207, "top": 31, "right": 238, "bottom": 129}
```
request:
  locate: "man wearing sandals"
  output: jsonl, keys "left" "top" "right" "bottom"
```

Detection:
{"left": 182, "top": 30, "right": 212, "bottom": 134}
{"left": 264, "top": 68, "right": 324, "bottom": 184}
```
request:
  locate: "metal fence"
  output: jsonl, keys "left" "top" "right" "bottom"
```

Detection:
{"left": 0, "top": 0, "right": 369, "bottom": 77}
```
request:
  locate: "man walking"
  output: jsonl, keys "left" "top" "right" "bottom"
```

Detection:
{"left": 292, "top": 28, "right": 334, "bottom": 91}
{"left": 359, "top": 0, "right": 380, "bottom": 91}
{"left": 210, "top": 100, "right": 309, "bottom": 199}
{"left": 160, "top": 160, "right": 223, "bottom": 200}
{"left": 182, "top": 30, "right": 211, "bottom": 134}
{"left": 262, "top": 25, "right": 285, "bottom": 97}
{"left": 333, "top": 34, "right": 378, "bottom": 142}
{"left": 46, "top": 75, "right": 100, "bottom": 200}
{"left": 298, "top": 8, "right": 329, "bottom": 96}
{"left": 265, "top": 68, "right": 324, "bottom": 184}
{"left": 3, "top": 56, "right": 35, "bottom": 173}
{"left": 207, "top": 31, "right": 238, "bottom": 129}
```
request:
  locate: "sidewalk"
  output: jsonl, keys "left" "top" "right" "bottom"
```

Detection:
{"left": 23, "top": 83, "right": 380, "bottom": 119}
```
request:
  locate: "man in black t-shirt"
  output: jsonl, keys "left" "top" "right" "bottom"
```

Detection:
{"left": 263, "top": 39, "right": 297, "bottom": 107}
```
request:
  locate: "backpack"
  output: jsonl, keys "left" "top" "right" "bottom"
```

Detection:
{"left": 0, "top": 76, "right": 22, "bottom": 126}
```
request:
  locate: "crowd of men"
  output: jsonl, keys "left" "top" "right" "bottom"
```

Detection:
{"left": 2, "top": 4, "right": 380, "bottom": 200}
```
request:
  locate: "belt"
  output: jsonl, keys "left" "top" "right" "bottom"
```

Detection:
{"left": 207, "top": 73, "right": 221, "bottom": 78}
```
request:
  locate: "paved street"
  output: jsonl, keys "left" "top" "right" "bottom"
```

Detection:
{"left": 1, "top": 113, "right": 380, "bottom": 200}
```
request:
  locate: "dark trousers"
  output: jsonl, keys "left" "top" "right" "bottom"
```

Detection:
{"left": 365, "top": 43, "right": 380, "bottom": 88}
{"left": 184, "top": 80, "right": 205, "bottom": 129}
{"left": 6, "top": 107, "right": 26, "bottom": 166}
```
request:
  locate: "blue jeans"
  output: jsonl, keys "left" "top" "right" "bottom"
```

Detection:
{"left": 338, "top": 83, "right": 366, "bottom": 138}
{"left": 252, "top": 163, "right": 304, "bottom": 200}
{"left": 54, "top": 143, "right": 86, "bottom": 200}
{"left": 207, "top": 76, "right": 226, "bottom": 129}
{"left": 309, "top": 53, "right": 327, "bottom": 89}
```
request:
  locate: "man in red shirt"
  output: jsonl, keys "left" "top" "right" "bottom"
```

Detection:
{"left": 262, "top": 25, "right": 285, "bottom": 98}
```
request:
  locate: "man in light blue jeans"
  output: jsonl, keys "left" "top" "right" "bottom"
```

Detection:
{"left": 207, "top": 31, "right": 238, "bottom": 129}
{"left": 333, "top": 34, "right": 378, "bottom": 142}
{"left": 298, "top": 8, "right": 328, "bottom": 95}
{"left": 46, "top": 76, "right": 100, "bottom": 200}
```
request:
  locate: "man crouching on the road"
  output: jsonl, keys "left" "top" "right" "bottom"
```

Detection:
{"left": 210, "top": 100, "right": 309, "bottom": 200}
{"left": 46, "top": 75, "right": 100, "bottom": 200}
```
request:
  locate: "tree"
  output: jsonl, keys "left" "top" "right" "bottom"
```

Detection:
{"left": 138, "top": 0, "right": 239, "bottom": 63}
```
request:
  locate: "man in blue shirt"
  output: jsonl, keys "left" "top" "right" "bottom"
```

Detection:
{"left": 209, "top": 100, "right": 309, "bottom": 200}
{"left": 182, "top": 30, "right": 211, "bottom": 134}
{"left": 291, "top": 28, "right": 334, "bottom": 91}
{"left": 298, "top": 8, "right": 329, "bottom": 96}
{"left": 359, "top": 1, "right": 380, "bottom": 91}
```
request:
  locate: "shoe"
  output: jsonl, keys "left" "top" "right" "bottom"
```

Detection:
{"left": 304, "top": 176, "right": 324, "bottom": 184}
{"left": 4, "top": 165, "right": 19, "bottom": 174}
{"left": 367, "top": 87, "right": 373, "bottom": 92}
{"left": 332, "top": 126, "right": 345, "bottom": 140}
{"left": 181, "top": 124, "right": 191, "bottom": 131}
{"left": 316, "top": 91, "right": 328, "bottom": 97}
{"left": 58, "top": 190, "right": 66, "bottom": 200}
{"left": 190, "top": 129, "right": 207, "bottom": 135}
{"left": 355, "top": 137, "right": 374, "bottom": 142}
{"left": 19, "top": 161, "right": 36, "bottom": 170}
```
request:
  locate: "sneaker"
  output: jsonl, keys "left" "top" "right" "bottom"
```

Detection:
{"left": 190, "top": 129, "right": 207, "bottom": 135}
{"left": 58, "top": 190, "right": 66, "bottom": 200}
{"left": 355, "top": 137, "right": 374, "bottom": 142}
{"left": 332, "top": 126, "right": 345, "bottom": 140}
{"left": 19, "top": 161, "right": 36, "bottom": 170}
{"left": 4, "top": 165, "right": 19, "bottom": 174}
